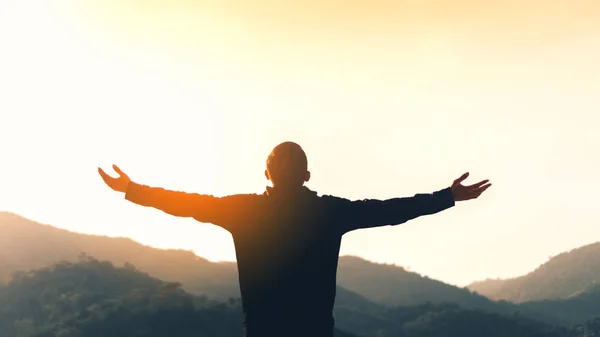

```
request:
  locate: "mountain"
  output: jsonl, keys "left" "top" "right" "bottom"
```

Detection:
{"left": 0, "top": 211, "right": 498, "bottom": 311}
{"left": 468, "top": 242, "right": 600, "bottom": 303}
{"left": 0, "top": 212, "right": 240, "bottom": 298}
{"left": 337, "top": 255, "right": 501, "bottom": 309}
{"left": 0, "top": 259, "right": 571, "bottom": 337}
{"left": 1, "top": 211, "right": 596, "bottom": 329}
{"left": 517, "top": 283, "right": 600, "bottom": 326}
{"left": 0, "top": 258, "right": 358, "bottom": 337}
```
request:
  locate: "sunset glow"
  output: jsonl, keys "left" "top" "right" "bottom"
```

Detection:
{"left": 1, "top": 0, "right": 600, "bottom": 286}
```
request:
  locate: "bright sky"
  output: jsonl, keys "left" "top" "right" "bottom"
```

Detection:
{"left": 1, "top": 0, "right": 599, "bottom": 287}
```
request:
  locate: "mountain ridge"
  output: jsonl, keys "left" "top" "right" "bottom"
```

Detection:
{"left": 5, "top": 210, "right": 600, "bottom": 328}
{"left": 8, "top": 211, "right": 600, "bottom": 330}
{"left": 468, "top": 241, "right": 600, "bottom": 303}
{"left": 0, "top": 211, "right": 475, "bottom": 304}
{"left": 0, "top": 258, "right": 571, "bottom": 337}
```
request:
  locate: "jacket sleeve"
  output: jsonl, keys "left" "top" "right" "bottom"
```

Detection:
{"left": 326, "top": 187, "right": 455, "bottom": 234}
{"left": 124, "top": 182, "right": 256, "bottom": 232}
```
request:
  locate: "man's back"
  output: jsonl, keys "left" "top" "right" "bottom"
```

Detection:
{"left": 230, "top": 187, "right": 344, "bottom": 337}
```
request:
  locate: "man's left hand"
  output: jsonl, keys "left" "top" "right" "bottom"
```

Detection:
{"left": 451, "top": 172, "right": 491, "bottom": 202}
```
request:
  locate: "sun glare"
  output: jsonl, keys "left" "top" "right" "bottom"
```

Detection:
{"left": 1, "top": 0, "right": 600, "bottom": 286}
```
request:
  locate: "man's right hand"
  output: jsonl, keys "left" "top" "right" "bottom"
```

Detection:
{"left": 98, "top": 165, "right": 131, "bottom": 193}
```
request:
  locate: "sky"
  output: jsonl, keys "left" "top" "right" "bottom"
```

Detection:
{"left": 0, "top": 0, "right": 599, "bottom": 287}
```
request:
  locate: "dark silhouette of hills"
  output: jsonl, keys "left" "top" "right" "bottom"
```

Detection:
{"left": 0, "top": 212, "right": 493, "bottom": 308}
{"left": 518, "top": 283, "right": 600, "bottom": 326}
{"left": 2, "top": 211, "right": 600, "bottom": 331}
{"left": 468, "top": 242, "right": 600, "bottom": 303}
{"left": 0, "top": 257, "right": 358, "bottom": 337}
{"left": 337, "top": 255, "right": 497, "bottom": 308}
{"left": 0, "top": 258, "right": 571, "bottom": 337}
{"left": 0, "top": 212, "right": 239, "bottom": 298}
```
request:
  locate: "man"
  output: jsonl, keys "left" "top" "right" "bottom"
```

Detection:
{"left": 98, "top": 141, "right": 491, "bottom": 337}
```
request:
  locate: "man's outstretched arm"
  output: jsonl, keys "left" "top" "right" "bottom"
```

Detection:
{"left": 330, "top": 172, "right": 491, "bottom": 233}
{"left": 98, "top": 165, "right": 253, "bottom": 228}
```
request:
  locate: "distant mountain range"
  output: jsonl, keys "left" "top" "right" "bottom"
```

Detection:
{"left": 468, "top": 242, "right": 600, "bottom": 303}
{"left": 0, "top": 212, "right": 239, "bottom": 298}
{"left": 2, "top": 211, "right": 600, "bottom": 328}
{"left": 337, "top": 255, "right": 495, "bottom": 308}
{"left": 0, "top": 258, "right": 571, "bottom": 337}
{"left": 0, "top": 211, "right": 492, "bottom": 309}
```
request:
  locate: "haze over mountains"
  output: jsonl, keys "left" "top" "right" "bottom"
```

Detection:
{"left": 468, "top": 242, "right": 600, "bottom": 302}
{"left": 0, "top": 212, "right": 239, "bottom": 298}
{"left": 0, "top": 211, "right": 489, "bottom": 306}
{"left": 2, "top": 211, "right": 600, "bottom": 334}
{"left": 1, "top": 212, "right": 599, "bottom": 304}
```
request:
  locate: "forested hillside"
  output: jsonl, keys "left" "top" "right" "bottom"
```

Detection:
{"left": 0, "top": 259, "right": 574, "bottom": 337}
{"left": 0, "top": 212, "right": 511, "bottom": 311}
{"left": 4, "top": 212, "right": 600, "bottom": 336}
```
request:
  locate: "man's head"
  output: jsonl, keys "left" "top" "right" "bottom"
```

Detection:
{"left": 265, "top": 141, "right": 311, "bottom": 188}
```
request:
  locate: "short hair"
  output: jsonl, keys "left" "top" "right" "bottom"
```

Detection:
{"left": 266, "top": 142, "right": 308, "bottom": 187}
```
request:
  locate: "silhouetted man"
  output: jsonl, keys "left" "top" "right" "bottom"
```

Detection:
{"left": 98, "top": 141, "right": 491, "bottom": 337}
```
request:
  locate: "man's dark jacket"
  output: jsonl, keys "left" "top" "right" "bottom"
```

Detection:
{"left": 125, "top": 183, "right": 455, "bottom": 337}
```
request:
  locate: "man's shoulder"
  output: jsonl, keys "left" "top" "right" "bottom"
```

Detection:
{"left": 316, "top": 193, "right": 353, "bottom": 206}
